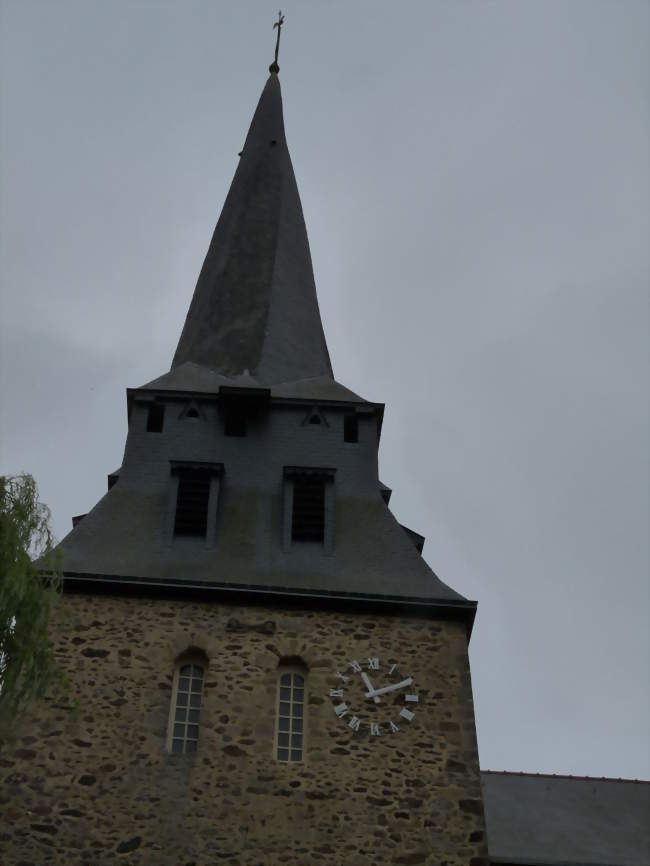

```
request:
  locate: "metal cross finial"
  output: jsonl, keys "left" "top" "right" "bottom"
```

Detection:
{"left": 270, "top": 11, "right": 284, "bottom": 73}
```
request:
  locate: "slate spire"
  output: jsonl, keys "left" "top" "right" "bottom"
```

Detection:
{"left": 171, "top": 69, "right": 333, "bottom": 386}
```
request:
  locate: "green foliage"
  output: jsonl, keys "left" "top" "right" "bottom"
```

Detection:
{"left": 0, "top": 473, "right": 63, "bottom": 721}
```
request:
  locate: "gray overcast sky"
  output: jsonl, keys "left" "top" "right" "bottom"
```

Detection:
{"left": 1, "top": 0, "right": 648, "bottom": 779}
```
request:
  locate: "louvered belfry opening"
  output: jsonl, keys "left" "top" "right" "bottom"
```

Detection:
{"left": 292, "top": 476, "right": 325, "bottom": 542}
{"left": 174, "top": 469, "right": 211, "bottom": 536}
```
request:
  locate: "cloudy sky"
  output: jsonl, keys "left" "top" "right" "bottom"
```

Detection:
{"left": 1, "top": 1, "right": 648, "bottom": 779}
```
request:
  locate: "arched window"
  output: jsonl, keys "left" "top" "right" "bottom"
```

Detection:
{"left": 167, "top": 658, "right": 204, "bottom": 754}
{"left": 275, "top": 665, "right": 307, "bottom": 763}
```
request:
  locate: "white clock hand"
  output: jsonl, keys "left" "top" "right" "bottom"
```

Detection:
{"left": 361, "top": 672, "right": 380, "bottom": 703}
{"left": 364, "top": 677, "right": 413, "bottom": 699}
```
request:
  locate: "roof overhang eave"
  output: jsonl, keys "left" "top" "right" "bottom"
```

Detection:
{"left": 56, "top": 570, "right": 477, "bottom": 639}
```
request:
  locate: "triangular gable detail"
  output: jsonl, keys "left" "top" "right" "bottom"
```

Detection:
{"left": 300, "top": 405, "right": 329, "bottom": 428}
{"left": 178, "top": 400, "right": 205, "bottom": 422}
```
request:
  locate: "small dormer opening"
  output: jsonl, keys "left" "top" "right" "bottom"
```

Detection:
{"left": 147, "top": 404, "right": 165, "bottom": 433}
{"left": 224, "top": 405, "right": 247, "bottom": 437}
{"left": 219, "top": 386, "right": 269, "bottom": 437}
{"left": 344, "top": 414, "right": 358, "bottom": 443}
{"left": 302, "top": 406, "right": 328, "bottom": 428}
{"left": 185, "top": 407, "right": 200, "bottom": 420}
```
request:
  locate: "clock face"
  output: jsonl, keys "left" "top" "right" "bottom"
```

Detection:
{"left": 329, "top": 656, "right": 419, "bottom": 737}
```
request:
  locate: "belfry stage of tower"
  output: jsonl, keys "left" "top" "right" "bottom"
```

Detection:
{"left": 55, "top": 49, "right": 475, "bottom": 628}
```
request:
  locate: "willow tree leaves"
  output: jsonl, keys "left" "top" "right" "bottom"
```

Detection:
{"left": 0, "top": 474, "right": 63, "bottom": 721}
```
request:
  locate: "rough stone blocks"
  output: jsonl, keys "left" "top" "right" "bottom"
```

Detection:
{"left": 0, "top": 594, "right": 488, "bottom": 865}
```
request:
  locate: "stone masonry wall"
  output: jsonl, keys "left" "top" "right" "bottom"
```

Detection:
{"left": 0, "top": 593, "right": 487, "bottom": 866}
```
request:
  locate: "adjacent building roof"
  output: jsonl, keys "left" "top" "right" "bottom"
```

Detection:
{"left": 481, "top": 770, "right": 650, "bottom": 866}
{"left": 171, "top": 72, "right": 333, "bottom": 386}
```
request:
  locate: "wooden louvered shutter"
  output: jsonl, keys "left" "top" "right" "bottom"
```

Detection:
{"left": 174, "top": 469, "right": 211, "bottom": 536}
{"left": 291, "top": 477, "right": 325, "bottom": 542}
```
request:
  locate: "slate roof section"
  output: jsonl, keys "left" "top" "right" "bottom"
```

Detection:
{"left": 172, "top": 72, "right": 333, "bottom": 386}
{"left": 141, "top": 362, "right": 366, "bottom": 403}
{"left": 481, "top": 770, "right": 650, "bottom": 866}
{"left": 57, "top": 456, "right": 466, "bottom": 604}
{"left": 52, "top": 67, "right": 470, "bottom": 613}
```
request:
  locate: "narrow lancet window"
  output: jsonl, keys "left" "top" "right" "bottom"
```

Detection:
{"left": 168, "top": 661, "right": 204, "bottom": 754}
{"left": 275, "top": 668, "right": 306, "bottom": 763}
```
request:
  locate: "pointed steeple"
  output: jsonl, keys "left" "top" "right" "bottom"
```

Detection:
{"left": 54, "top": 44, "right": 469, "bottom": 615}
{"left": 171, "top": 70, "right": 333, "bottom": 386}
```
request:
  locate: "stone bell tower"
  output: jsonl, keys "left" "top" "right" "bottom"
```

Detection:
{"left": 1, "top": 33, "right": 488, "bottom": 866}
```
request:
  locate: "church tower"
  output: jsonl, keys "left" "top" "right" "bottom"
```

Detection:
{"left": 2, "top": 38, "right": 488, "bottom": 866}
